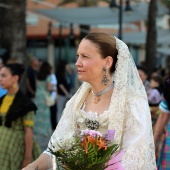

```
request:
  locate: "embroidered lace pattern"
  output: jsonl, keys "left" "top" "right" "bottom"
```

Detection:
{"left": 76, "top": 103, "right": 109, "bottom": 133}
{"left": 48, "top": 37, "right": 156, "bottom": 170}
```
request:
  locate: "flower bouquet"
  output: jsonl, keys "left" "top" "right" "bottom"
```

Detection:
{"left": 49, "top": 129, "right": 124, "bottom": 170}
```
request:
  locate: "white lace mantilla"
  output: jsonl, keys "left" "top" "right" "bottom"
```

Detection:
{"left": 48, "top": 37, "right": 156, "bottom": 170}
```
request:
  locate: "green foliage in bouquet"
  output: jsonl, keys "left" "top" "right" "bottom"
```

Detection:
{"left": 49, "top": 129, "right": 119, "bottom": 170}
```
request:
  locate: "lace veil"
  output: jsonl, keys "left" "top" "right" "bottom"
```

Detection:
{"left": 48, "top": 37, "right": 156, "bottom": 170}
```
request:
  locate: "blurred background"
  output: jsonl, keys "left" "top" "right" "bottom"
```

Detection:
{"left": 0, "top": 0, "right": 169, "bottom": 75}
{"left": 0, "top": 0, "right": 170, "bottom": 158}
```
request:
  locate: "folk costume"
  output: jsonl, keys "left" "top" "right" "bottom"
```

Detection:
{"left": 0, "top": 90, "right": 41, "bottom": 170}
{"left": 47, "top": 37, "right": 156, "bottom": 169}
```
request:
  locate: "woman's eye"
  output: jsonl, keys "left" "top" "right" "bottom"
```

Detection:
{"left": 76, "top": 54, "right": 88, "bottom": 58}
{"left": 83, "top": 55, "right": 88, "bottom": 58}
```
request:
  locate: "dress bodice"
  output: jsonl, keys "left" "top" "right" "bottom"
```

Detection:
{"left": 76, "top": 103, "right": 109, "bottom": 134}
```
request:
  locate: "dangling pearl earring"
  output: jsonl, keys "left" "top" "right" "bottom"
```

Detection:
{"left": 102, "top": 67, "right": 110, "bottom": 85}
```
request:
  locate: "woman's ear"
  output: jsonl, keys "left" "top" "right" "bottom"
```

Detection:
{"left": 105, "top": 56, "right": 113, "bottom": 69}
{"left": 13, "top": 75, "right": 19, "bottom": 83}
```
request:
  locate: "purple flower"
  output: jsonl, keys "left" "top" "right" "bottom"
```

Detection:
{"left": 106, "top": 130, "right": 115, "bottom": 141}
{"left": 81, "top": 129, "right": 102, "bottom": 138}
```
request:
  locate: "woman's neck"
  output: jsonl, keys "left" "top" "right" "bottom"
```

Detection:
{"left": 90, "top": 82, "right": 113, "bottom": 94}
{"left": 89, "top": 74, "right": 113, "bottom": 94}
{"left": 7, "top": 86, "right": 19, "bottom": 95}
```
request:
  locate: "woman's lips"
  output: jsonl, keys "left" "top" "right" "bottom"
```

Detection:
{"left": 78, "top": 70, "right": 85, "bottom": 74}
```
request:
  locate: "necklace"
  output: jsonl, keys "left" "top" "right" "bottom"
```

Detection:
{"left": 91, "top": 82, "right": 114, "bottom": 104}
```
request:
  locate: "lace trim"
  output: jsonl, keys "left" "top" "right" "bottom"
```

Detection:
{"left": 80, "top": 102, "right": 109, "bottom": 118}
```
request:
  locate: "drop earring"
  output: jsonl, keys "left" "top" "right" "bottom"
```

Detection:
{"left": 102, "top": 67, "right": 110, "bottom": 85}
{"left": 12, "top": 83, "right": 17, "bottom": 89}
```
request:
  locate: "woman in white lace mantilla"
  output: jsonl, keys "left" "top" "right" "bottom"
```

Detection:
{"left": 22, "top": 33, "right": 156, "bottom": 170}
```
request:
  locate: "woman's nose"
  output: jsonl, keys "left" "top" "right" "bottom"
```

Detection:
{"left": 75, "top": 58, "right": 81, "bottom": 67}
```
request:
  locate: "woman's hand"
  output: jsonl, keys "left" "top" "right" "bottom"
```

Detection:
{"left": 21, "top": 164, "right": 38, "bottom": 170}
{"left": 21, "top": 153, "right": 51, "bottom": 170}
{"left": 21, "top": 158, "right": 31, "bottom": 169}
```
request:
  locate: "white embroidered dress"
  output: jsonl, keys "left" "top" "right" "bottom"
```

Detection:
{"left": 47, "top": 37, "right": 156, "bottom": 170}
{"left": 77, "top": 103, "right": 109, "bottom": 134}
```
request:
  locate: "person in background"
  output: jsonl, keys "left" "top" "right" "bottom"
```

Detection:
{"left": 67, "top": 63, "right": 77, "bottom": 95}
{"left": 148, "top": 75, "right": 164, "bottom": 127}
{"left": 148, "top": 75, "right": 163, "bottom": 107}
{"left": 154, "top": 77, "right": 170, "bottom": 169}
{"left": 26, "top": 58, "right": 39, "bottom": 101}
{"left": 0, "top": 63, "right": 41, "bottom": 170}
{"left": 56, "top": 60, "right": 71, "bottom": 123}
{"left": 23, "top": 33, "right": 156, "bottom": 170}
{"left": 0, "top": 58, "right": 7, "bottom": 97}
{"left": 33, "top": 61, "right": 53, "bottom": 151}
{"left": 137, "top": 65, "right": 150, "bottom": 94}
{"left": 49, "top": 70, "right": 58, "bottom": 131}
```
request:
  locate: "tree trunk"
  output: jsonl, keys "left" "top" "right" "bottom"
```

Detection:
{"left": 0, "top": 0, "right": 27, "bottom": 92}
{"left": 0, "top": 0, "right": 26, "bottom": 63}
{"left": 0, "top": 0, "right": 12, "bottom": 62}
{"left": 144, "top": 0, "right": 157, "bottom": 74}
{"left": 10, "top": 0, "right": 27, "bottom": 63}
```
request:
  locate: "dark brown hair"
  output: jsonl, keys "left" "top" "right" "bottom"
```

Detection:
{"left": 37, "top": 61, "right": 52, "bottom": 81}
{"left": 151, "top": 75, "right": 163, "bottom": 85}
{"left": 4, "top": 63, "right": 25, "bottom": 82}
{"left": 84, "top": 33, "right": 118, "bottom": 74}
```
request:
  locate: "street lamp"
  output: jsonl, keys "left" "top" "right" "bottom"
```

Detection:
{"left": 110, "top": 0, "right": 132, "bottom": 40}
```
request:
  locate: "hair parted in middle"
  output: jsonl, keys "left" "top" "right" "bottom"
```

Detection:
{"left": 84, "top": 32, "right": 118, "bottom": 74}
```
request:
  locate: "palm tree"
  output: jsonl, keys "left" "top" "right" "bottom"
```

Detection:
{"left": 0, "top": 0, "right": 27, "bottom": 93}
{"left": 161, "top": 0, "right": 170, "bottom": 76}
{"left": 0, "top": 0, "right": 27, "bottom": 63}
{"left": 0, "top": 0, "right": 11, "bottom": 62}
{"left": 144, "top": 0, "right": 157, "bottom": 74}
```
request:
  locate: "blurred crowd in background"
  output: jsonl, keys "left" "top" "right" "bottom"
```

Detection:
{"left": 0, "top": 55, "right": 170, "bottom": 169}
{"left": 0, "top": 57, "right": 82, "bottom": 152}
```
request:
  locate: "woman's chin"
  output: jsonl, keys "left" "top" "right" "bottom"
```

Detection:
{"left": 78, "top": 76, "right": 85, "bottom": 81}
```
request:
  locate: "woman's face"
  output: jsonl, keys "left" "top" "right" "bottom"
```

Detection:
{"left": 75, "top": 39, "right": 107, "bottom": 84}
{"left": 0, "top": 67, "right": 17, "bottom": 89}
{"left": 150, "top": 79, "right": 159, "bottom": 88}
